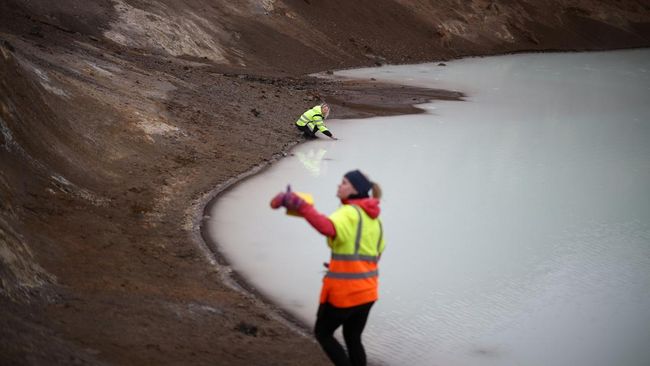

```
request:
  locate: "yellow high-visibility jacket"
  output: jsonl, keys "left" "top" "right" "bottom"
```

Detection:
{"left": 296, "top": 105, "right": 330, "bottom": 134}
{"left": 321, "top": 201, "right": 385, "bottom": 307}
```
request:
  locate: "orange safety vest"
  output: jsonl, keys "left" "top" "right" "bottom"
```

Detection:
{"left": 320, "top": 204, "right": 385, "bottom": 308}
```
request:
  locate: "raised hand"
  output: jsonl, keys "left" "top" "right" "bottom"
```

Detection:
{"left": 284, "top": 192, "right": 306, "bottom": 211}
{"left": 270, "top": 192, "right": 286, "bottom": 209}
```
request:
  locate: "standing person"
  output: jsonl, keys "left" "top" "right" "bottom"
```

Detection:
{"left": 296, "top": 102, "right": 336, "bottom": 139}
{"left": 270, "top": 170, "right": 385, "bottom": 366}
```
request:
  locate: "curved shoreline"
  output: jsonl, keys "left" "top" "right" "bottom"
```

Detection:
{"left": 192, "top": 80, "right": 467, "bottom": 339}
{"left": 2, "top": 1, "right": 649, "bottom": 363}
{"left": 192, "top": 138, "right": 314, "bottom": 335}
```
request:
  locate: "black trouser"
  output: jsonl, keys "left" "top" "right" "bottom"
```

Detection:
{"left": 314, "top": 301, "right": 375, "bottom": 366}
{"left": 297, "top": 124, "right": 317, "bottom": 139}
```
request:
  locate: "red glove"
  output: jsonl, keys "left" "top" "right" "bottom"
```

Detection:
{"left": 284, "top": 192, "right": 306, "bottom": 211}
{"left": 269, "top": 191, "right": 306, "bottom": 212}
{"left": 270, "top": 192, "right": 286, "bottom": 209}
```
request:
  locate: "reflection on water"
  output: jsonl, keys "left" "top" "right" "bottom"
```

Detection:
{"left": 208, "top": 49, "right": 650, "bottom": 366}
{"left": 296, "top": 148, "right": 329, "bottom": 176}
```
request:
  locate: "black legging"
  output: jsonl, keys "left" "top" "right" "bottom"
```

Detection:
{"left": 314, "top": 301, "right": 375, "bottom": 366}
{"left": 297, "top": 124, "right": 317, "bottom": 139}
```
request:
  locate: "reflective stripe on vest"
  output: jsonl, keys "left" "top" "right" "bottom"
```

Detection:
{"left": 325, "top": 205, "right": 382, "bottom": 279}
{"left": 330, "top": 254, "right": 379, "bottom": 263}
{"left": 296, "top": 106, "right": 324, "bottom": 127}
{"left": 300, "top": 114, "right": 323, "bottom": 123}
{"left": 325, "top": 270, "right": 379, "bottom": 279}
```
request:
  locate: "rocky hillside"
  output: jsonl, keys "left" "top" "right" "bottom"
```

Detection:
{"left": 1, "top": 1, "right": 648, "bottom": 365}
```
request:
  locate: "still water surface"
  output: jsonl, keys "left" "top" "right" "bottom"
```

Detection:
{"left": 207, "top": 50, "right": 650, "bottom": 366}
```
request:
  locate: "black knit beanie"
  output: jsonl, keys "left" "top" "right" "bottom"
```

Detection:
{"left": 344, "top": 170, "right": 372, "bottom": 198}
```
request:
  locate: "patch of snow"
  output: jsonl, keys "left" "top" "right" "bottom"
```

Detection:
{"left": 261, "top": 0, "right": 275, "bottom": 12}
{"left": 136, "top": 117, "right": 180, "bottom": 137}
{"left": 86, "top": 61, "right": 115, "bottom": 77}
{"left": 24, "top": 64, "right": 70, "bottom": 98}
{"left": 0, "top": 115, "right": 15, "bottom": 151}
{"left": 51, "top": 174, "right": 110, "bottom": 207}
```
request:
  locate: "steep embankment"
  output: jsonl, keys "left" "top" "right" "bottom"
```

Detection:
{"left": 1, "top": 1, "right": 649, "bottom": 365}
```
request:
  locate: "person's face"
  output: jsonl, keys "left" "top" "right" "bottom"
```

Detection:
{"left": 322, "top": 105, "right": 330, "bottom": 118}
{"left": 337, "top": 177, "right": 358, "bottom": 199}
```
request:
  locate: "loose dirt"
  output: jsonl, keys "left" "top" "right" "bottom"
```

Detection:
{"left": 1, "top": 1, "right": 648, "bottom": 365}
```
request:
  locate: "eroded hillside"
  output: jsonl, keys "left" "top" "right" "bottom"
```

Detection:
{"left": 1, "top": 1, "right": 649, "bottom": 365}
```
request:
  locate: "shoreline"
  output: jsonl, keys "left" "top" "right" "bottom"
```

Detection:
{"left": 194, "top": 80, "right": 466, "bottom": 341}
{"left": 3, "top": 1, "right": 648, "bottom": 363}
{"left": 194, "top": 138, "right": 313, "bottom": 335}
{"left": 200, "top": 49, "right": 648, "bottom": 366}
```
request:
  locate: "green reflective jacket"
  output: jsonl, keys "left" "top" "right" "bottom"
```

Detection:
{"left": 295, "top": 105, "right": 330, "bottom": 133}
